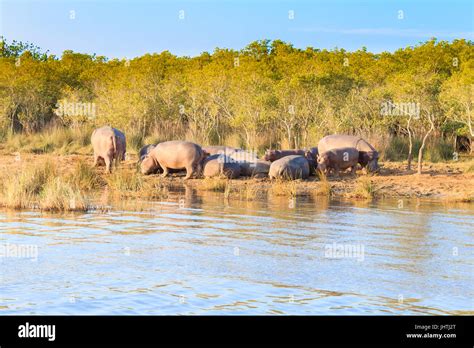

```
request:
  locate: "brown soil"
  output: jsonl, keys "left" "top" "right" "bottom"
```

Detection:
{"left": 1, "top": 153, "right": 473, "bottom": 201}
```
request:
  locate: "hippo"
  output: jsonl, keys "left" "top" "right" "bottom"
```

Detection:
{"left": 140, "top": 141, "right": 206, "bottom": 179}
{"left": 317, "top": 147, "right": 359, "bottom": 177}
{"left": 268, "top": 155, "right": 310, "bottom": 180}
{"left": 304, "top": 151, "right": 317, "bottom": 175}
{"left": 307, "top": 147, "right": 318, "bottom": 159}
{"left": 202, "top": 154, "right": 241, "bottom": 179}
{"left": 225, "top": 150, "right": 269, "bottom": 177}
{"left": 91, "top": 126, "right": 126, "bottom": 173}
{"left": 240, "top": 160, "right": 271, "bottom": 177}
{"left": 317, "top": 135, "right": 379, "bottom": 173}
{"left": 264, "top": 149, "right": 306, "bottom": 162}
{"left": 138, "top": 144, "right": 156, "bottom": 162}
{"left": 202, "top": 145, "right": 239, "bottom": 156}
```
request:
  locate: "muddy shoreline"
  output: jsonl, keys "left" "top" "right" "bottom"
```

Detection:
{"left": 1, "top": 153, "right": 472, "bottom": 204}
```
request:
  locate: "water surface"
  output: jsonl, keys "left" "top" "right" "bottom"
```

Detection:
{"left": 1, "top": 191, "right": 473, "bottom": 315}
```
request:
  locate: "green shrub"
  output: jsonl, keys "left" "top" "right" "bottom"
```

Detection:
{"left": 382, "top": 137, "right": 421, "bottom": 162}
{"left": 105, "top": 170, "right": 145, "bottom": 192}
{"left": 426, "top": 140, "right": 454, "bottom": 162}
{"left": 39, "top": 177, "right": 89, "bottom": 212}
{"left": 127, "top": 130, "right": 146, "bottom": 153}
{"left": 68, "top": 160, "right": 104, "bottom": 190}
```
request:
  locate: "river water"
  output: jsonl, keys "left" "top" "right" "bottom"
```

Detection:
{"left": 1, "top": 190, "right": 473, "bottom": 315}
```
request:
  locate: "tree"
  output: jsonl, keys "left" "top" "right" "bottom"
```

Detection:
{"left": 440, "top": 63, "right": 474, "bottom": 152}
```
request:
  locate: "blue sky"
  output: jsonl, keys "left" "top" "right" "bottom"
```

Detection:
{"left": 1, "top": 0, "right": 473, "bottom": 58}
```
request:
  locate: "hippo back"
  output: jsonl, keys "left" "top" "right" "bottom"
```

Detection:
{"left": 318, "top": 135, "right": 375, "bottom": 153}
{"left": 240, "top": 160, "right": 271, "bottom": 177}
{"left": 264, "top": 149, "right": 306, "bottom": 162}
{"left": 269, "top": 155, "right": 310, "bottom": 180}
{"left": 202, "top": 154, "right": 241, "bottom": 178}
{"left": 154, "top": 141, "right": 204, "bottom": 170}
{"left": 202, "top": 146, "right": 239, "bottom": 156}
{"left": 91, "top": 126, "right": 117, "bottom": 153}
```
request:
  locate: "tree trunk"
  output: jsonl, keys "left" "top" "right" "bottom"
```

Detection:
{"left": 407, "top": 114, "right": 413, "bottom": 170}
{"left": 417, "top": 114, "right": 435, "bottom": 175}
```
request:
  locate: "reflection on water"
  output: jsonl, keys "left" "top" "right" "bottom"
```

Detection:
{"left": 0, "top": 188, "right": 473, "bottom": 315}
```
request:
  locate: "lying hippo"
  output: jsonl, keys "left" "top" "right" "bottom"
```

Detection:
{"left": 226, "top": 150, "right": 269, "bottom": 177}
{"left": 141, "top": 141, "right": 206, "bottom": 179}
{"left": 202, "top": 154, "right": 241, "bottom": 179}
{"left": 240, "top": 160, "right": 271, "bottom": 177}
{"left": 227, "top": 149, "right": 259, "bottom": 163}
{"left": 202, "top": 145, "right": 239, "bottom": 156}
{"left": 264, "top": 149, "right": 306, "bottom": 162}
{"left": 317, "top": 147, "right": 359, "bottom": 176}
{"left": 318, "top": 135, "right": 379, "bottom": 172}
{"left": 138, "top": 144, "right": 156, "bottom": 162}
{"left": 91, "top": 126, "right": 126, "bottom": 173}
{"left": 268, "top": 155, "right": 310, "bottom": 180}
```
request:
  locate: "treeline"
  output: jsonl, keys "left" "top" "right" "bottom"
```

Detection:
{"left": 0, "top": 37, "right": 473, "bottom": 157}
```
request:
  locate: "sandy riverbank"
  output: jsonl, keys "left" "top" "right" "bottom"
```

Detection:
{"left": 1, "top": 153, "right": 472, "bottom": 203}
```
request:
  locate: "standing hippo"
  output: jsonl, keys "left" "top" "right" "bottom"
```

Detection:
{"left": 317, "top": 147, "right": 359, "bottom": 177}
{"left": 202, "top": 146, "right": 239, "bottom": 156}
{"left": 307, "top": 147, "right": 318, "bottom": 159}
{"left": 138, "top": 144, "right": 156, "bottom": 162}
{"left": 318, "top": 135, "right": 379, "bottom": 173}
{"left": 268, "top": 155, "right": 310, "bottom": 180}
{"left": 304, "top": 151, "right": 317, "bottom": 175}
{"left": 264, "top": 149, "right": 306, "bottom": 162}
{"left": 91, "top": 126, "right": 126, "bottom": 173}
{"left": 141, "top": 141, "right": 206, "bottom": 179}
{"left": 202, "top": 154, "right": 241, "bottom": 179}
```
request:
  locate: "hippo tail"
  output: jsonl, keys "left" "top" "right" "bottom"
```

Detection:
{"left": 111, "top": 135, "right": 117, "bottom": 155}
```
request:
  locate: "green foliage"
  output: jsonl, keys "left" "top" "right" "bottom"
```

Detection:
{"left": 426, "top": 140, "right": 455, "bottom": 162}
{"left": 127, "top": 129, "right": 146, "bottom": 153}
{"left": 68, "top": 160, "right": 104, "bottom": 190}
{"left": 383, "top": 137, "right": 455, "bottom": 162}
{"left": 0, "top": 37, "right": 473, "bottom": 154}
{"left": 383, "top": 137, "right": 421, "bottom": 162}
{"left": 2, "top": 127, "right": 91, "bottom": 154}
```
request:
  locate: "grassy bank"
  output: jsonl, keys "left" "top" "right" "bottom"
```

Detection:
{"left": 0, "top": 153, "right": 472, "bottom": 212}
{"left": 0, "top": 161, "right": 89, "bottom": 211}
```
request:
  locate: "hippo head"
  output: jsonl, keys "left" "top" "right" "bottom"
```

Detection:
{"left": 317, "top": 153, "right": 329, "bottom": 173}
{"left": 140, "top": 156, "right": 158, "bottom": 175}
{"left": 364, "top": 151, "right": 380, "bottom": 173}
{"left": 264, "top": 150, "right": 278, "bottom": 162}
{"left": 304, "top": 150, "right": 315, "bottom": 161}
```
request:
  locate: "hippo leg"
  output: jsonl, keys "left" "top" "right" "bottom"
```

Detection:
{"left": 105, "top": 156, "right": 112, "bottom": 173}
{"left": 184, "top": 165, "right": 194, "bottom": 180}
{"left": 195, "top": 163, "right": 202, "bottom": 178}
{"left": 161, "top": 167, "right": 169, "bottom": 178}
{"left": 350, "top": 165, "right": 357, "bottom": 176}
{"left": 93, "top": 154, "right": 99, "bottom": 167}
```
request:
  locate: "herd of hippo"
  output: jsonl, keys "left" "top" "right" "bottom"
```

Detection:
{"left": 91, "top": 126, "right": 380, "bottom": 180}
